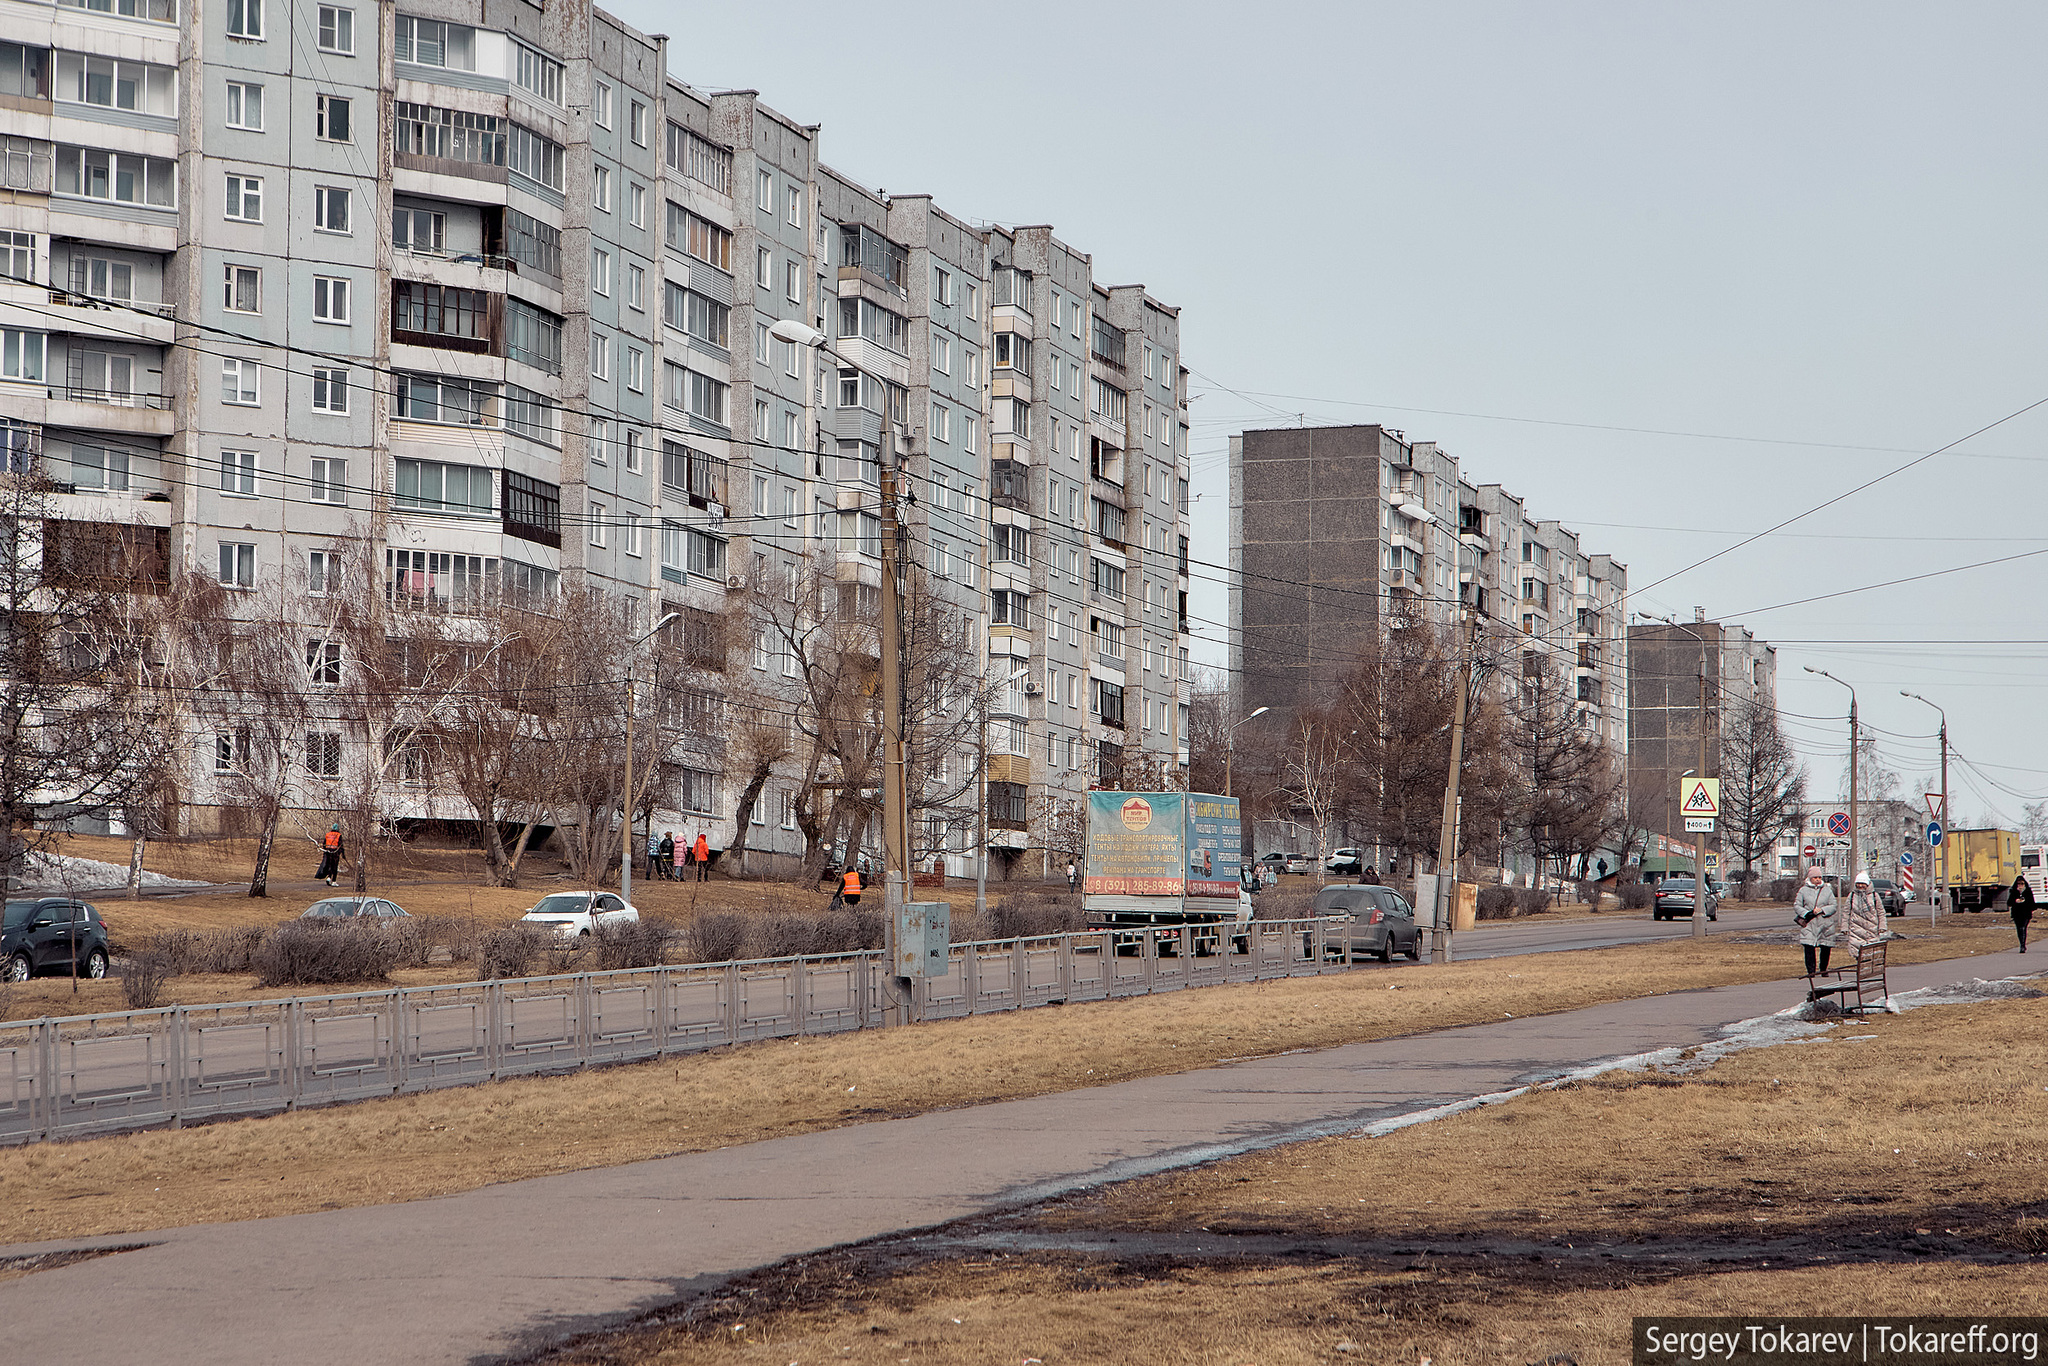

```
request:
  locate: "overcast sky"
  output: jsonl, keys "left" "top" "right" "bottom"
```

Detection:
{"left": 611, "top": 0, "right": 2048, "bottom": 827}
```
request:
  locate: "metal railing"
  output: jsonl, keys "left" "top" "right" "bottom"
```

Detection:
{"left": 0, "top": 919, "right": 1341, "bottom": 1145}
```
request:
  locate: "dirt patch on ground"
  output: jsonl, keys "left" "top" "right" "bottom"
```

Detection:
{"left": 521, "top": 995, "right": 2048, "bottom": 1366}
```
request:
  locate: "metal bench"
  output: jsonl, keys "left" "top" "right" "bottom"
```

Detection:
{"left": 1807, "top": 941, "right": 1889, "bottom": 1014}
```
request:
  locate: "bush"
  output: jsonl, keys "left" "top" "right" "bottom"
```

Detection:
{"left": 1515, "top": 888, "right": 1553, "bottom": 916}
{"left": 143, "top": 926, "right": 265, "bottom": 977}
{"left": 1768, "top": 877, "right": 1800, "bottom": 903}
{"left": 684, "top": 911, "right": 748, "bottom": 964}
{"left": 121, "top": 951, "right": 172, "bottom": 1010}
{"left": 987, "top": 892, "right": 1085, "bottom": 940}
{"left": 591, "top": 919, "right": 673, "bottom": 971}
{"left": 1475, "top": 886, "right": 1518, "bottom": 921}
{"left": 1621, "top": 883, "right": 1654, "bottom": 910}
{"left": 252, "top": 922, "right": 403, "bottom": 987}
{"left": 472, "top": 925, "right": 550, "bottom": 980}
{"left": 808, "top": 907, "right": 884, "bottom": 954}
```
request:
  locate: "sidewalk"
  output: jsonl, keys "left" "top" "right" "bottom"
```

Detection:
{"left": 1, "top": 946, "right": 2036, "bottom": 1366}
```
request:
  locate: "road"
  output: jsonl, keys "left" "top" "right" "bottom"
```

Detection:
{"left": 0, "top": 944, "right": 2034, "bottom": 1366}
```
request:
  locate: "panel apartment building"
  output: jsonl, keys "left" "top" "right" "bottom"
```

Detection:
{"left": 1228, "top": 424, "right": 1629, "bottom": 874}
{"left": 1627, "top": 615, "right": 1779, "bottom": 861}
{"left": 0, "top": 0, "right": 1191, "bottom": 876}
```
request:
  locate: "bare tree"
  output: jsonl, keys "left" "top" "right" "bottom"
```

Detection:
{"left": 1720, "top": 695, "right": 1806, "bottom": 880}
{"left": 1510, "top": 657, "right": 1628, "bottom": 881}
{"left": 1275, "top": 715, "right": 1342, "bottom": 881}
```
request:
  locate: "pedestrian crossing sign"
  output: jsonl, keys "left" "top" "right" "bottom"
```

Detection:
{"left": 1680, "top": 777, "right": 1720, "bottom": 816}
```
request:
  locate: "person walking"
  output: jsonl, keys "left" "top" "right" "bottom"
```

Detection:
{"left": 315, "top": 824, "right": 344, "bottom": 886}
{"left": 1066, "top": 859, "right": 1079, "bottom": 893}
{"left": 645, "top": 830, "right": 663, "bottom": 884}
{"left": 1793, "top": 865, "right": 1838, "bottom": 984}
{"left": 840, "top": 863, "right": 863, "bottom": 906}
{"left": 693, "top": 831, "right": 712, "bottom": 881}
{"left": 2009, "top": 872, "right": 2036, "bottom": 953}
{"left": 671, "top": 833, "right": 686, "bottom": 881}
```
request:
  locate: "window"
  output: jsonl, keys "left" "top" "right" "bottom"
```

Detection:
{"left": 392, "top": 281, "right": 485, "bottom": 341}
{"left": 589, "top": 499, "right": 607, "bottom": 547}
{"left": 504, "top": 385, "right": 557, "bottom": 444}
{"left": 395, "top": 458, "right": 493, "bottom": 515}
{"left": 591, "top": 163, "right": 610, "bottom": 211}
{"left": 226, "top": 0, "right": 261, "bottom": 38}
{"left": 503, "top": 208, "right": 560, "bottom": 275}
{"left": 666, "top": 283, "right": 730, "bottom": 347}
{"left": 312, "top": 275, "right": 350, "bottom": 323}
{"left": 505, "top": 299, "right": 564, "bottom": 374}
{"left": 313, "top": 185, "right": 350, "bottom": 233}
{"left": 57, "top": 147, "right": 177, "bottom": 207}
{"left": 306, "top": 639, "right": 342, "bottom": 685}
{"left": 785, "top": 258, "right": 801, "bottom": 304}
{"left": 756, "top": 167, "right": 772, "bottom": 212}
{"left": 395, "top": 17, "right": 476, "bottom": 68}
{"left": 964, "top": 347, "right": 980, "bottom": 388}
{"left": 787, "top": 185, "right": 801, "bottom": 227}
{"left": 932, "top": 333, "right": 950, "bottom": 375}
{"left": 311, "top": 367, "right": 349, "bottom": 413}
{"left": 392, "top": 104, "right": 503, "bottom": 166}
{"left": 593, "top": 81, "right": 613, "bottom": 128}
{"left": 625, "top": 262, "right": 644, "bottom": 310}
{"left": 0, "top": 44, "right": 44, "bottom": 103}
{"left": 392, "top": 206, "right": 444, "bottom": 254}
{"left": 964, "top": 281, "right": 978, "bottom": 319}
{"left": 991, "top": 524, "right": 1029, "bottom": 567}
{"left": 306, "top": 549, "right": 338, "bottom": 596}
{"left": 753, "top": 398, "right": 767, "bottom": 437}
{"left": 224, "top": 173, "right": 261, "bottom": 221}
{"left": 629, "top": 182, "right": 646, "bottom": 228}
{"left": 624, "top": 428, "right": 644, "bottom": 472}
{"left": 507, "top": 124, "right": 565, "bottom": 191}
{"left": 591, "top": 247, "right": 611, "bottom": 296}
{"left": 69, "top": 443, "right": 128, "bottom": 491}
{"left": 933, "top": 264, "right": 953, "bottom": 308}
{"left": 930, "top": 402, "right": 950, "bottom": 444}
{"left": 1, "top": 231, "right": 32, "bottom": 285}
{"left": 218, "top": 541, "right": 254, "bottom": 588}
{"left": 396, "top": 372, "right": 497, "bottom": 426}
{"left": 220, "top": 357, "right": 259, "bottom": 405}
{"left": 995, "top": 397, "right": 1031, "bottom": 439}
{"left": 686, "top": 528, "right": 725, "bottom": 578}
{"left": 836, "top": 297, "right": 909, "bottom": 353}
{"left": 665, "top": 364, "right": 729, "bottom": 425}
{"left": 963, "top": 414, "right": 979, "bottom": 454}
{"left": 223, "top": 263, "right": 260, "bottom": 313}
{"left": 513, "top": 42, "right": 563, "bottom": 104}
{"left": 623, "top": 511, "right": 642, "bottom": 556}
{"left": 626, "top": 347, "right": 644, "bottom": 393}
{"left": 317, "top": 5, "right": 352, "bottom": 52}
{"left": 219, "top": 448, "right": 257, "bottom": 495}
{"left": 1091, "top": 558, "right": 1126, "bottom": 601}
{"left": 590, "top": 328, "right": 610, "bottom": 380}
{"left": 309, "top": 456, "right": 345, "bottom": 504}
{"left": 225, "top": 80, "right": 262, "bottom": 129}
{"left": 316, "top": 94, "right": 351, "bottom": 142}
{"left": 630, "top": 100, "right": 647, "bottom": 146}
{"left": 755, "top": 245, "right": 770, "bottom": 287}
{"left": 306, "top": 732, "right": 341, "bottom": 778}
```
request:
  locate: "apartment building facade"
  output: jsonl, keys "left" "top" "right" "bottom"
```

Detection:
{"left": 0, "top": 0, "right": 1191, "bottom": 876}
{"left": 1626, "top": 615, "right": 1778, "bottom": 854}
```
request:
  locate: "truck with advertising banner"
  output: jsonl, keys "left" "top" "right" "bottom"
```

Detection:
{"left": 1083, "top": 791, "right": 1251, "bottom": 954}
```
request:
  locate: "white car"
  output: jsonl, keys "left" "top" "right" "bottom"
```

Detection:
{"left": 518, "top": 892, "right": 639, "bottom": 939}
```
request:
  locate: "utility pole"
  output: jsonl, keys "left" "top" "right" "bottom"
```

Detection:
{"left": 620, "top": 612, "right": 679, "bottom": 906}
{"left": 879, "top": 439, "right": 912, "bottom": 1025}
{"left": 1430, "top": 611, "right": 1473, "bottom": 964}
{"left": 1807, "top": 666, "right": 1859, "bottom": 895}
{"left": 1693, "top": 616, "right": 1710, "bottom": 941}
{"left": 1902, "top": 691, "right": 1946, "bottom": 923}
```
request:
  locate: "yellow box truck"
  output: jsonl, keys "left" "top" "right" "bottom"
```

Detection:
{"left": 1943, "top": 828, "right": 2019, "bottom": 913}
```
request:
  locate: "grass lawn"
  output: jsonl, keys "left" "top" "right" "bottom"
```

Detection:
{"left": 0, "top": 913, "right": 2020, "bottom": 1250}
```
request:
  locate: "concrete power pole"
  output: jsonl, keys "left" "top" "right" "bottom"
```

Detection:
{"left": 1430, "top": 612, "right": 1473, "bottom": 964}
{"left": 880, "top": 442, "right": 912, "bottom": 1025}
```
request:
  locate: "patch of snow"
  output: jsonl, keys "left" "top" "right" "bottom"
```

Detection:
{"left": 19, "top": 851, "right": 207, "bottom": 891}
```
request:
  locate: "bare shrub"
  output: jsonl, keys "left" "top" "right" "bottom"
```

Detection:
{"left": 382, "top": 918, "right": 432, "bottom": 969}
{"left": 1767, "top": 877, "right": 1799, "bottom": 903}
{"left": 810, "top": 906, "right": 883, "bottom": 954}
{"left": 751, "top": 913, "right": 814, "bottom": 960}
{"left": 1621, "top": 883, "right": 1655, "bottom": 910}
{"left": 685, "top": 911, "right": 747, "bottom": 964}
{"left": 1515, "top": 888, "right": 1553, "bottom": 916}
{"left": 473, "top": 925, "right": 549, "bottom": 980}
{"left": 140, "top": 926, "right": 264, "bottom": 976}
{"left": 988, "top": 893, "right": 1085, "bottom": 940}
{"left": 252, "top": 923, "right": 402, "bottom": 987}
{"left": 1475, "top": 886, "right": 1518, "bottom": 921}
{"left": 591, "top": 919, "right": 672, "bottom": 971}
{"left": 121, "top": 951, "right": 172, "bottom": 1010}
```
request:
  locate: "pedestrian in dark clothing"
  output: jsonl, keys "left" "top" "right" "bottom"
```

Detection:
{"left": 658, "top": 832, "right": 675, "bottom": 879}
{"left": 315, "top": 824, "right": 344, "bottom": 886}
{"left": 2010, "top": 873, "right": 2036, "bottom": 953}
{"left": 1360, "top": 866, "right": 1382, "bottom": 886}
{"left": 646, "top": 831, "right": 663, "bottom": 883}
{"left": 1066, "top": 859, "right": 1079, "bottom": 893}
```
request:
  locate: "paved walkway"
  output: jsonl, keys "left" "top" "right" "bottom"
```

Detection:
{"left": 1, "top": 945, "right": 2037, "bottom": 1366}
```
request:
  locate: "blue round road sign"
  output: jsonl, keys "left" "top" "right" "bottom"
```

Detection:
{"left": 1901, "top": 851, "right": 1914, "bottom": 868}
{"left": 1826, "top": 811, "right": 1851, "bottom": 837}
{"left": 1927, "top": 821, "right": 1944, "bottom": 848}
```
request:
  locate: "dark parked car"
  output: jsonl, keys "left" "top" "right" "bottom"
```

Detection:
{"left": 300, "top": 897, "right": 411, "bottom": 920}
{"left": 3, "top": 898, "right": 110, "bottom": 981}
{"left": 1652, "top": 877, "right": 1717, "bottom": 922}
{"left": 1313, "top": 884, "right": 1422, "bottom": 962}
{"left": 1871, "top": 878, "right": 1906, "bottom": 915}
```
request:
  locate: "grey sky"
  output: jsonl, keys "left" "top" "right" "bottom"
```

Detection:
{"left": 609, "top": 0, "right": 2048, "bottom": 825}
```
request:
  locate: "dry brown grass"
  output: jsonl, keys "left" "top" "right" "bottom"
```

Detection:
{"left": 0, "top": 915, "right": 2022, "bottom": 1250}
{"left": 541, "top": 995, "right": 2048, "bottom": 1366}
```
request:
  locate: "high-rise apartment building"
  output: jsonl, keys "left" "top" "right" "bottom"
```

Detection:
{"left": 1627, "top": 614, "right": 1778, "bottom": 852}
{"left": 0, "top": 0, "right": 1190, "bottom": 877}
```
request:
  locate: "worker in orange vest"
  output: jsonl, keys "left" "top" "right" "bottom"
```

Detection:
{"left": 693, "top": 831, "right": 711, "bottom": 881}
{"left": 840, "top": 865, "right": 862, "bottom": 906}
{"left": 315, "top": 824, "right": 343, "bottom": 886}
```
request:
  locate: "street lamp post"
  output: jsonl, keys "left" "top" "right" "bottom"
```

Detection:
{"left": 1805, "top": 667, "right": 1860, "bottom": 883}
{"left": 1223, "top": 705, "right": 1270, "bottom": 798}
{"left": 977, "top": 666, "right": 1032, "bottom": 922}
{"left": 1901, "top": 690, "right": 1947, "bottom": 923}
{"left": 621, "top": 611, "right": 682, "bottom": 906}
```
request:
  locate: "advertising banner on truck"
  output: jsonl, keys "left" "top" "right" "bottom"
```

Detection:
{"left": 1184, "top": 794, "right": 1242, "bottom": 899}
{"left": 1086, "top": 792, "right": 1186, "bottom": 895}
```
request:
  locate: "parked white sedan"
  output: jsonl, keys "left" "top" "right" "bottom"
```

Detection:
{"left": 517, "top": 892, "right": 639, "bottom": 939}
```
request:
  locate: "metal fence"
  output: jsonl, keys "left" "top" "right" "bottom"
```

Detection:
{"left": 0, "top": 918, "right": 1342, "bottom": 1145}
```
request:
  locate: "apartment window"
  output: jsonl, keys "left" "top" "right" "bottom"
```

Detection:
{"left": 624, "top": 428, "right": 644, "bottom": 472}
{"left": 224, "top": 174, "right": 261, "bottom": 221}
{"left": 932, "top": 333, "right": 950, "bottom": 375}
{"left": 503, "top": 208, "right": 560, "bottom": 275}
{"left": 223, "top": 264, "right": 260, "bottom": 313}
{"left": 666, "top": 125, "right": 732, "bottom": 195}
{"left": 57, "top": 147, "right": 177, "bottom": 207}
{"left": 505, "top": 298, "right": 565, "bottom": 374}
{"left": 392, "top": 103, "right": 503, "bottom": 166}
{"left": 933, "top": 264, "right": 953, "bottom": 307}
{"left": 305, "top": 732, "right": 341, "bottom": 778}
{"left": 964, "top": 281, "right": 978, "bottom": 319}
{"left": 668, "top": 205, "right": 732, "bottom": 270}
{"left": 394, "top": 16, "right": 475, "bottom": 68}
{"left": 665, "top": 364, "right": 728, "bottom": 426}
{"left": 316, "top": 5, "right": 352, "bottom": 52}
{"left": 305, "top": 639, "right": 342, "bottom": 686}
{"left": 591, "top": 163, "right": 610, "bottom": 211}
{"left": 218, "top": 541, "right": 255, "bottom": 588}
{"left": 629, "top": 182, "right": 646, "bottom": 228}
{"left": 392, "top": 281, "right": 485, "bottom": 341}
{"left": 0, "top": 231, "right": 30, "bottom": 285}
{"left": 625, "top": 262, "right": 644, "bottom": 310}
{"left": 219, "top": 448, "right": 257, "bottom": 495}
{"left": 752, "top": 399, "right": 768, "bottom": 437}
{"left": 311, "top": 367, "right": 349, "bottom": 413}
{"left": 755, "top": 246, "right": 770, "bottom": 288}
{"left": 593, "top": 81, "right": 613, "bottom": 129}
{"left": 507, "top": 124, "right": 565, "bottom": 192}
{"left": 629, "top": 100, "right": 646, "bottom": 146}
{"left": 316, "top": 94, "right": 351, "bottom": 142}
{"left": 591, "top": 247, "right": 612, "bottom": 296}
{"left": 784, "top": 258, "right": 801, "bottom": 304}
{"left": 513, "top": 42, "right": 563, "bottom": 104}
{"left": 395, "top": 458, "right": 493, "bottom": 516}
{"left": 395, "top": 372, "right": 497, "bottom": 426}
{"left": 782, "top": 484, "right": 798, "bottom": 527}
{"left": 836, "top": 297, "right": 909, "bottom": 354}
{"left": 754, "top": 320, "right": 769, "bottom": 362}
{"left": 225, "top": 80, "right": 263, "bottom": 129}
{"left": 307, "top": 550, "right": 337, "bottom": 596}
{"left": 69, "top": 443, "right": 128, "bottom": 491}
{"left": 589, "top": 499, "right": 607, "bottom": 547}
{"left": 590, "top": 329, "right": 609, "bottom": 380}
{"left": 755, "top": 167, "right": 772, "bottom": 212}
{"left": 787, "top": 185, "right": 801, "bottom": 227}
{"left": 930, "top": 402, "right": 950, "bottom": 444}
{"left": 311, "top": 275, "right": 350, "bottom": 322}
{"left": 226, "top": 0, "right": 261, "bottom": 38}
{"left": 309, "top": 456, "right": 345, "bottom": 504}
{"left": 666, "top": 283, "right": 729, "bottom": 347}
{"left": 781, "top": 338, "right": 799, "bottom": 378}
{"left": 963, "top": 414, "right": 979, "bottom": 454}
{"left": 686, "top": 528, "right": 725, "bottom": 578}
{"left": 623, "top": 511, "right": 641, "bottom": 556}
{"left": 626, "top": 346, "right": 644, "bottom": 393}
{"left": 313, "top": 185, "right": 350, "bottom": 233}
{"left": 392, "top": 206, "right": 444, "bottom": 254}
{"left": 220, "top": 358, "right": 259, "bottom": 405}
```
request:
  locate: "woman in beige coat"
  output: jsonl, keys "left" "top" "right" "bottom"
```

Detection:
{"left": 1793, "top": 866, "right": 1838, "bottom": 978}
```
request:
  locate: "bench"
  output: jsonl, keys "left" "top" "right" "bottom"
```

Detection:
{"left": 1807, "top": 940, "right": 1889, "bottom": 1014}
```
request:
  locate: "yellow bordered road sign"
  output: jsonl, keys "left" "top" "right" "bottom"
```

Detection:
{"left": 1680, "top": 777, "right": 1720, "bottom": 816}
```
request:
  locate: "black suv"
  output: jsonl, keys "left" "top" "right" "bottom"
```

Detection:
{"left": 3, "top": 898, "right": 110, "bottom": 981}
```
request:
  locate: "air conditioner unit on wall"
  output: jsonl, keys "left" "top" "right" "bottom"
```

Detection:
{"left": 1023, "top": 681, "right": 1042, "bottom": 696}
